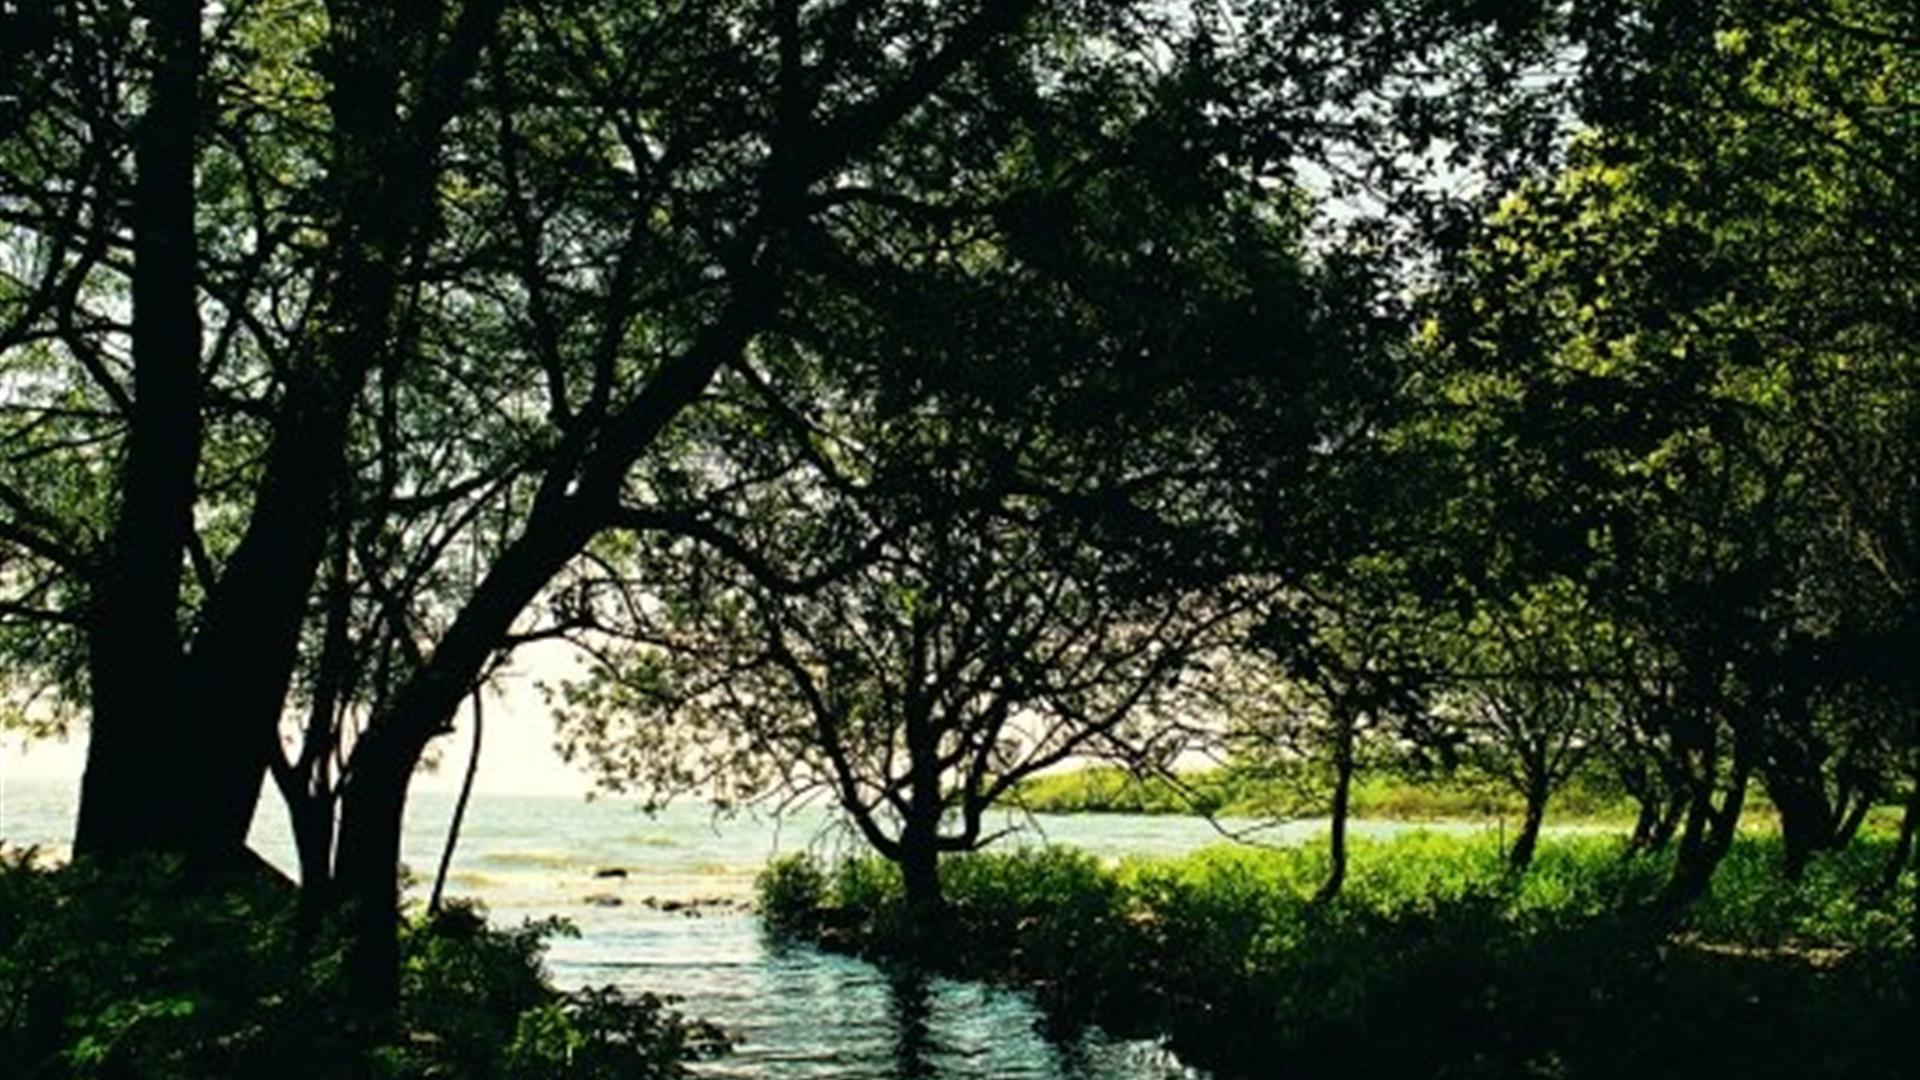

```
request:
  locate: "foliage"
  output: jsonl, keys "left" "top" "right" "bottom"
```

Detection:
{"left": 0, "top": 852, "right": 719, "bottom": 1079}
{"left": 1420, "top": 0, "right": 1919, "bottom": 885}
{"left": 1009, "top": 761, "right": 1641, "bottom": 821}
{"left": 753, "top": 853, "right": 830, "bottom": 934}
{"left": 765, "top": 832, "right": 1915, "bottom": 1078}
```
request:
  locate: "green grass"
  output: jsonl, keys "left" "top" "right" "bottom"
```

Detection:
{"left": 760, "top": 832, "right": 1916, "bottom": 1079}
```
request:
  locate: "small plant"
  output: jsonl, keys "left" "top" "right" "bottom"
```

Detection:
{"left": 754, "top": 854, "right": 829, "bottom": 931}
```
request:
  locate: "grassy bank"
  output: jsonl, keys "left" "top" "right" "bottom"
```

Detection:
{"left": 0, "top": 851, "right": 724, "bottom": 1079}
{"left": 1009, "top": 764, "right": 1650, "bottom": 820}
{"left": 759, "top": 834, "right": 1916, "bottom": 1079}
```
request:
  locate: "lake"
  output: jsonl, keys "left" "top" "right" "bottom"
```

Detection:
{"left": 2, "top": 774, "right": 1488, "bottom": 1079}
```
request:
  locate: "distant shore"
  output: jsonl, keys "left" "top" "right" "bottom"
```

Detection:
{"left": 1005, "top": 764, "right": 1894, "bottom": 832}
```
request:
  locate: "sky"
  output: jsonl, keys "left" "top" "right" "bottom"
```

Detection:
{"left": 2, "top": 640, "right": 598, "bottom": 800}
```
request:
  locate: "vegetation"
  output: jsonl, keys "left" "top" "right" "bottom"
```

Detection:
{"left": 0, "top": 851, "right": 723, "bottom": 1079}
{"left": 760, "top": 833, "right": 1916, "bottom": 1079}
{"left": 0, "top": 0, "right": 1912, "bottom": 1072}
{"left": 1009, "top": 763, "right": 1644, "bottom": 822}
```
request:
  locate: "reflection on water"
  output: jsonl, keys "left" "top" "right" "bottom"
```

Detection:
{"left": 889, "top": 969, "right": 938, "bottom": 1080}
{"left": 505, "top": 861, "right": 1204, "bottom": 1078}
{"left": 2, "top": 777, "right": 1495, "bottom": 1079}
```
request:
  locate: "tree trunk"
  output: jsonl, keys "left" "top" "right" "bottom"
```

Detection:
{"left": 1659, "top": 745, "right": 1750, "bottom": 915}
{"left": 1833, "top": 788, "right": 1873, "bottom": 850}
{"left": 1648, "top": 786, "right": 1687, "bottom": 851}
{"left": 899, "top": 830, "right": 945, "bottom": 925}
{"left": 429, "top": 691, "right": 484, "bottom": 915}
{"left": 177, "top": 10, "right": 411, "bottom": 858}
{"left": 899, "top": 701, "right": 948, "bottom": 930}
{"left": 1315, "top": 709, "right": 1356, "bottom": 905}
{"left": 1509, "top": 783, "right": 1547, "bottom": 873}
{"left": 1767, "top": 753, "right": 1835, "bottom": 882}
{"left": 328, "top": 131, "right": 763, "bottom": 1012}
{"left": 73, "top": 0, "right": 208, "bottom": 863}
{"left": 289, "top": 792, "right": 336, "bottom": 943}
{"left": 1870, "top": 780, "right": 1917, "bottom": 900}
{"left": 1628, "top": 788, "right": 1659, "bottom": 851}
{"left": 333, "top": 740, "right": 413, "bottom": 1018}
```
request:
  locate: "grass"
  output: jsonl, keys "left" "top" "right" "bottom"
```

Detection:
{"left": 760, "top": 832, "right": 1916, "bottom": 1079}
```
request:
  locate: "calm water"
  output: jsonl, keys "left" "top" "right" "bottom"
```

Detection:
{"left": 1, "top": 773, "right": 1484, "bottom": 1078}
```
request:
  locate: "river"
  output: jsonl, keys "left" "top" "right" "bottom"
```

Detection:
{"left": 2, "top": 775, "right": 1484, "bottom": 1078}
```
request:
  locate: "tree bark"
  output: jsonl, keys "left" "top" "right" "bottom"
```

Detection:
{"left": 176, "top": 0, "right": 414, "bottom": 861}
{"left": 1509, "top": 781, "right": 1547, "bottom": 873}
{"left": 1627, "top": 781, "right": 1659, "bottom": 851}
{"left": 898, "top": 681, "right": 949, "bottom": 930}
{"left": 898, "top": 825, "right": 945, "bottom": 926}
{"left": 1658, "top": 736, "right": 1751, "bottom": 915}
{"left": 334, "top": 741, "right": 412, "bottom": 1016}
{"left": 75, "top": 0, "right": 207, "bottom": 862}
{"left": 1765, "top": 736, "right": 1837, "bottom": 882}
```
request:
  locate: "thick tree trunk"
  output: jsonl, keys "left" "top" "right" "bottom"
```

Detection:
{"left": 330, "top": 310, "right": 755, "bottom": 1006}
{"left": 290, "top": 797, "right": 335, "bottom": 895}
{"left": 899, "top": 693, "right": 948, "bottom": 931}
{"left": 288, "top": 792, "right": 336, "bottom": 942}
{"left": 1766, "top": 745, "right": 1836, "bottom": 882}
{"left": 899, "top": 829, "right": 945, "bottom": 925}
{"left": 178, "top": 2, "right": 412, "bottom": 858}
{"left": 75, "top": 0, "right": 209, "bottom": 862}
{"left": 333, "top": 740, "right": 413, "bottom": 1017}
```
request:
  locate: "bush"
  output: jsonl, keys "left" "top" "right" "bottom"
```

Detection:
{"left": 0, "top": 850, "right": 721, "bottom": 1079}
{"left": 762, "top": 832, "right": 1915, "bottom": 1079}
{"left": 754, "top": 854, "right": 828, "bottom": 932}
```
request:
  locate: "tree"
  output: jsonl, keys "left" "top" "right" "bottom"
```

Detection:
{"left": 3, "top": 0, "right": 1116, "bottom": 1004}
{"left": 538, "top": 31, "right": 1335, "bottom": 913}
{"left": 557, "top": 498, "right": 1225, "bottom": 918}
{"left": 1205, "top": 553, "right": 1441, "bottom": 903}
{"left": 1436, "top": 581, "right": 1609, "bottom": 871}
{"left": 0, "top": 0, "right": 1625, "bottom": 1002}
{"left": 1427, "top": 0, "right": 1917, "bottom": 903}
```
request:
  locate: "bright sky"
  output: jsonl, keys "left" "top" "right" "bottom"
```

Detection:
{"left": 2, "top": 640, "right": 597, "bottom": 800}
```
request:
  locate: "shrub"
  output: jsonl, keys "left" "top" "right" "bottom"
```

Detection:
{"left": 754, "top": 854, "right": 828, "bottom": 931}
{"left": 0, "top": 851, "right": 719, "bottom": 1079}
{"left": 766, "top": 831, "right": 1915, "bottom": 1079}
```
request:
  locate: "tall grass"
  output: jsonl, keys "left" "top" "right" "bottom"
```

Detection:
{"left": 760, "top": 832, "right": 1915, "bottom": 1079}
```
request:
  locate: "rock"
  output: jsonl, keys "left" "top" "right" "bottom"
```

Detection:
{"left": 583, "top": 893, "right": 624, "bottom": 907}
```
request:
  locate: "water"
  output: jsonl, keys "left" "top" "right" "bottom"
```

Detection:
{"left": 1, "top": 774, "right": 1485, "bottom": 1078}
